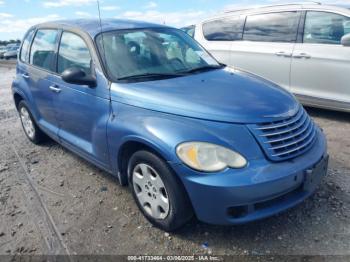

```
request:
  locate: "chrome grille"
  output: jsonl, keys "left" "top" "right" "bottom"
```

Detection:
{"left": 248, "top": 107, "right": 317, "bottom": 161}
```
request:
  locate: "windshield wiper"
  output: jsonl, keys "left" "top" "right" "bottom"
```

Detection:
{"left": 117, "top": 65, "right": 225, "bottom": 80}
{"left": 117, "top": 72, "right": 184, "bottom": 81}
{"left": 180, "top": 65, "right": 225, "bottom": 75}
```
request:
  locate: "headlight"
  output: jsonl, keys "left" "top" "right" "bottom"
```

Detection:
{"left": 176, "top": 142, "right": 247, "bottom": 172}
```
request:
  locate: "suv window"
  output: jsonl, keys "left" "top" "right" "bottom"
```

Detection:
{"left": 30, "top": 29, "right": 58, "bottom": 71}
{"left": 304, "top": 11, "right": 350, "bottom": 45}
{"left": 203, "top": 16, "right": 245, "bottom": 41}
{"left": 20, "top": 29, "right": 35, "bottom": 63}
{"left": 345, "top": 21, "right": 350, "bottom": 35}
{"left": 58, "top": 32, "right": 92, "bottom": 74}
{"left": 243, "top": 12, "right": 300, "bottom": 42}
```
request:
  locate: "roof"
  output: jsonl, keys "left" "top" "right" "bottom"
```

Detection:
{"left": 223, "top": 2, "right": 322, "bottom": 14}
{"left": 35, "top": 19, "right": 169, "bottom": 38}
{"left": 199, "top": 3, "right": 350, "bottom": 23}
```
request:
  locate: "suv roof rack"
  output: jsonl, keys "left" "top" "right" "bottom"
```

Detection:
{"left": 224, "top": 2, "right": 321, "bottom": 13}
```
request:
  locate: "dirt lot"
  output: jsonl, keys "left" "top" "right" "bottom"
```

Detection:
{"left": 0, "top": 63, "right": 349, "bottom": 258}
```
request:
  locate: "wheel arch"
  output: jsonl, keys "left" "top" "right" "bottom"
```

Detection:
{"left": 117, "top": 137, "right": 173, "bottom": 186}
{"left": 13, "top": 92, "right": 25, "bottom": 110}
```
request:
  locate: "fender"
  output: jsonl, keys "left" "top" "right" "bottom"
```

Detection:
{"left": 12, "top": 87, "right": 27, "bottom": 106}
{"left": 107, "top": 102, "right": 263, "bottom": 178}
{"left": 12, "top": 75, "right": 39, "bottom": 121}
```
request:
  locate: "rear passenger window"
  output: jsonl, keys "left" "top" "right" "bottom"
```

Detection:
{"left": 30, "top": 29, "right": 58, "bottom": 71}
{"left": 203, "top": 16, "right": 245, "bottom": 41}
{"left": 57, "top": 32, "right": 91, "bottom": 74}
{"left": 303, "top": 11, "right": 350, "bottom": 45}
{"left": 243, "top": 12, "right": 300, "bottom": 42}
{"left": 20, "top": 29, "right": 35, "bottom": 63}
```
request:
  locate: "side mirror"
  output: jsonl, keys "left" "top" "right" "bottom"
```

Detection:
{"left": 61, "top": 67, "right": 96, "bottom": 87}
{"left": 341, "top": 33, "right": 350, "bottom": 47}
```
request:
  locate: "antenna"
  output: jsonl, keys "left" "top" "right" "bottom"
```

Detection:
{"left": 96, "top": 0, "right": 104, "bottom": 37}
{"left": 96, "top": 0, "right": 114, "bottom": 116}
{"left": 96, "top": 0, "right": 107, "bottom": 77}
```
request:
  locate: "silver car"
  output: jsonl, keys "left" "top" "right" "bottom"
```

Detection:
{"left": 0, "top": 46, "right": 8, "bottom": 59}
{"left": 3, "top": 45, "right": 19, "bottom": 60}
{"left": 192, "top": 3, "right": 350, "bottom": 112}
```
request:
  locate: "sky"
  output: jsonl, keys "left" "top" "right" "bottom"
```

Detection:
{"left": 0, "top": 0, "right": 349, "bottom": 40}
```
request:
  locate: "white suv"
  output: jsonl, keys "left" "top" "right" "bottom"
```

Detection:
{"left": 192, "top": 3, "right": 350, "bottom": 112}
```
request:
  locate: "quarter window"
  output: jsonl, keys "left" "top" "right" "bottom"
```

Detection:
{"left": 243, "top": 12, "right": 300, "bottom": 42}
{"left": 303, "top": 11, "right": 350, "bottom": 45}
{"left": 181, "top": 25, "right": 195, "bottom": 38}
{"left": 58, "top": 32, "right": 92, "bottom": 74}
{"left": 20, "top": 29, "right": 35, "bottom": 63}
{"left": 30, "top": 29, "right": 58, "bottom": 71}
{"left": 203, "top": 16, "right": 245, "bottom": 41}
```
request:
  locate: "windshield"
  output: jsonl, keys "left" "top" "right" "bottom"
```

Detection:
{"left": 96, "top": 28, "right": 221, "bottom": 82}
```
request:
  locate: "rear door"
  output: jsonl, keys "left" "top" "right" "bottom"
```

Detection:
{"left": 26, "top": 29, "right": 60, "bottom": 139}
{"left": 51, "top": 31, "right": 111, "bottom": 169}
{"left": 291, "top": 11, "right": 350, "bottom": 108}
{"left": 17, "top": 28, "right": 35, "bottom": 103}
{"left": 229, "top": 11, "right": 301, "bottom": 91}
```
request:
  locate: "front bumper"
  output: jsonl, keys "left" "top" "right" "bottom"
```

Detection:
{"left": 171, "top": 128, "right": 328, "bottom": 225}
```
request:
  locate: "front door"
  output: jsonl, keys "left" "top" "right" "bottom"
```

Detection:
{"left": 51, "top": 31, "right": 111, "bottom": 169}
{"left": 291, "top": 11, "right": 350, "bottom": 108}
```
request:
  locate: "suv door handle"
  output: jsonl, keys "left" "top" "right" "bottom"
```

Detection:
{"left": 293, "top": 53, "right": 311, "bottom": 59}
{"left": 49, "top": 85, "right": 61, "bottom": 93}
{"left": 22, "top": 73, "right": 30, "bottom": 79}
{"left": 275, "top": 51, "right": 292, "bottom": 58}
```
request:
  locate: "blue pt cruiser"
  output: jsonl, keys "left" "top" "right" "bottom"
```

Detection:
{"left": 12, "top": 19, "right": 328, "bottom": 231}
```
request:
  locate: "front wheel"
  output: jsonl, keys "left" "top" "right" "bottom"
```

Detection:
{"left": 128, "top": 150, "right": 193, "bottom": 231}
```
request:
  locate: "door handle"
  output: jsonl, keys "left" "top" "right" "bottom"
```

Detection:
{"left": 275, "top": 51, "right": 292, "bottom": 58}
{"left": 49, "top": 85, "right": 61, "bottom": 93}
{"left": 22, "top": 73, "right": 30, "bottom": 79}
{"left": 293, "top": 53, "right": 311, "bottom": 59}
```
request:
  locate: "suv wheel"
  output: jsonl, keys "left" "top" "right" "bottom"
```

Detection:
{"left": 18, "top": 101, "right": 47, "bottom": 144}
{"left": 128, "top": 150, "right": 193, "bottom": 231}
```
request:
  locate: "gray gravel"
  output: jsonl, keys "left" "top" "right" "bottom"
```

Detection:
{"left": 0, "top": 64, "right": 349, "bottom": 257}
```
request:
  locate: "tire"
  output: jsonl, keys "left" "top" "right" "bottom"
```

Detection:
{"left": 18, "top": 101, "right": 47, "bottom": 144}
{"left": 128, "top": 150, "right": 193, "bottom": 231}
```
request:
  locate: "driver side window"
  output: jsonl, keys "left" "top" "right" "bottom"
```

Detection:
{"left": 304, "top": 11, "right": 350, "bottom": 45}
{"left": 58, "top": 32, "right": 92, "bottom": 74}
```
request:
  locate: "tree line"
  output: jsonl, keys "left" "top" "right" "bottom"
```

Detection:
{"left": 0, "top": 39, "right": 21, "bottom": 46}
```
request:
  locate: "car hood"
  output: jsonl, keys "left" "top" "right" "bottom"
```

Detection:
{"left": 110, "top": 68, "right": 299, "bottom": 124}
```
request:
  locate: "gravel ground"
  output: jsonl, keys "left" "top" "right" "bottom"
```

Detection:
{"left": 0, "top": 64, "right": 349, "bottom": 258}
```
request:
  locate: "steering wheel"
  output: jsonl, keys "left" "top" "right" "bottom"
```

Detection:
{"left": 127, "top": 41, "right": 141, "bottom": 56}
